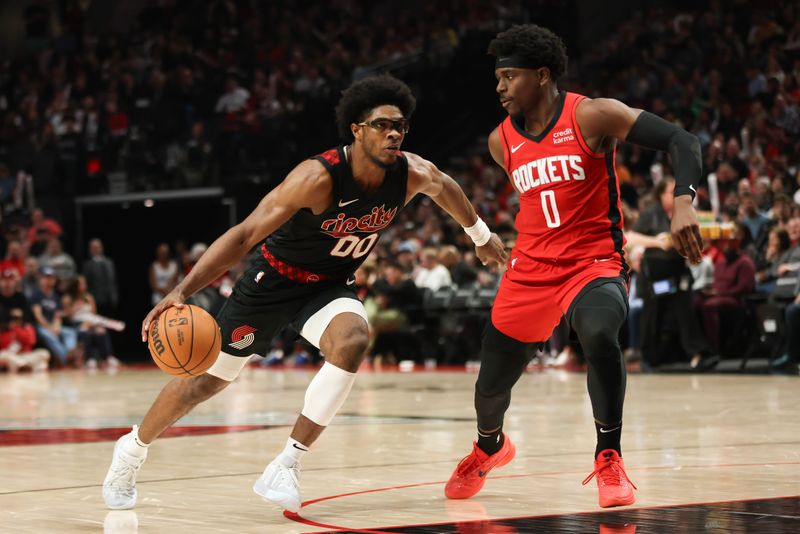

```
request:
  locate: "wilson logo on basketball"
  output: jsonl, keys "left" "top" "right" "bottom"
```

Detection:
{"left": 229, "top": 325, "right": 257, "bottom": 350}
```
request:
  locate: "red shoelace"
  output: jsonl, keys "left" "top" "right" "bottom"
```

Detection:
{"left": 455, "top": 445, "right": 488, "bottom": 476}
{"left": 581, "top": 454, "right": 637, "bottom": 489}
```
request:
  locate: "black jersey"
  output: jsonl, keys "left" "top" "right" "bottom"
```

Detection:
{"left": 264, "top": 145, "right": 408, "bottom": 280}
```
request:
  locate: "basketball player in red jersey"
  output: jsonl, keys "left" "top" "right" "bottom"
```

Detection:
{"left": 102, "top": 75, "right": 507, "bottom": 513}
{"left": 445, "top": 25, "right": 704, "bottom": 508}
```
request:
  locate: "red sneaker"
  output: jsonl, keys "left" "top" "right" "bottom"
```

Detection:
{"left": 445, "top": 434, "right": 515, "bottom": 499}
{"left": 582, "top": 449, "right": 637, "bottom": 508}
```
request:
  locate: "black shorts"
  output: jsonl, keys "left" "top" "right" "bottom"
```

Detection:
{"left": 216, "top": 258, "right": 360, "bottom": 357}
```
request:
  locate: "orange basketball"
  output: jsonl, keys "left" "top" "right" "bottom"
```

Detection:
{"left": 147, "top": 305, "right": 221, "bottom": 377}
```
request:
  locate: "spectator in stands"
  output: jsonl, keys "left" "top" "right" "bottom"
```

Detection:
{"left": 696, "top": 236, "right": 756, "bottom": 354}
{"left": 30, "top": 267, "right": 80, "bottom": 368}
{"left": 413, "top": 247, "right": 453, "bottom": 291}
{"left": 368, "top": 260, "right": 421, "bottom": 362}
{"left": 739, "top": 192, "right": 771, "bottom": 243}
{"left": 25, "top": 208, "right": 62, "bottom": 248}
{"left": 63, "top": 276, "right": 118, "bottom": 370}
{"left": 0, "top": 268, "right": 33, "bottom": 323}
{"left": 149, "top": 243, "right": 179, "bottom": 306}
{"left": 0, "top": 240, "right": 26, "bottom": 278}
{"left": 21, "top": 257, "right": 40, "bottom": 299}
{"left": 395, "top": 242, "right": 417, "bottom": 274}
{"left": 82, "top": 238, "right": 118, "bottom": 316}
{"left": 626, "top": 247, "right": 645, "bottom": 362}
{"left": 775, "top": 282, "right": 800, "bottom": 374}
{"left": 756, "top": 227, "right": 792, "bottom": 292}
{"left": 37, "top": 237, "right": 76, "bottom": 286}
{"left": 0, "top": 308, "right": 49, "bottom": 373}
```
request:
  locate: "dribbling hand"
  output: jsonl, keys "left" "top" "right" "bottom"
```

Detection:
{"left": 141, "top": 291, "right": 186, "bottom": 342}
{"left": 476, "top": 233, "right": 509, "bottom": 268}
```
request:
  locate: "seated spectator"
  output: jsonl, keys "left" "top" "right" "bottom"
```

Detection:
{"left": 0, "top": 240, "right": 26, "bottom": 278}
{"left": 756, "top": 227, "right": 792, "bottom": 292}
{"left": 413, "top": 247, "right": 453, "bottom": 291}
{"left": 21, "top": 257, "right": 40, "bottom": 299}
{"left": 775, "top": 280, "right": 800, "bottom": 374}
{"left": 0, "top": 308, "right": 49, "bottom": 373}
{"left": 0, "top": 268, "right": 33, "bottom": 322}
{"left": 29, "top": 267, "right": 80, "bottom": 368}
{"left": 695, "top": 237, "right": 756, "bottom": 354}
{"left": 367, "top": 260, "right": 421, "bottom": 362}
{"left": 62, "top": 275, "right": 118, "bottom": 370}
{"left": 773, "top": 217, "right": 800, "bottom": 279}
{"left": 26, "top": 209, "right": 62, "bottom": 257}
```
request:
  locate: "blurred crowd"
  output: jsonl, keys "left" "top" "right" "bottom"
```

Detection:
{"left": 0, "top": 0, "right": 523, "bottom": 221}
{"left": 0, "top": 207, "right": 121, "bottom": 373}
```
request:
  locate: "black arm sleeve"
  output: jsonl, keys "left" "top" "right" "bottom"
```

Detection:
{"left": 625, "top": 111, "right": 701, "bottom": 199}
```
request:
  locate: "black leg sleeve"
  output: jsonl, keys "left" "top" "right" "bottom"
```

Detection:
{"left": 474, "top": 322, "right": 533, "bottom": 431}
{"left": 569, "top": 281, "right": 628, "bottom": 425}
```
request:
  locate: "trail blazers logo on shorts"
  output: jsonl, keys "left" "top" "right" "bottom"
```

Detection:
{"left": 229, "top": 325, "right": 257, "bottom": 350}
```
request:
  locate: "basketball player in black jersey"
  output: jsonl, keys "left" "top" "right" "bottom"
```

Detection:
{"left": 103, "top": 75, "right": 507, "bottom": 513}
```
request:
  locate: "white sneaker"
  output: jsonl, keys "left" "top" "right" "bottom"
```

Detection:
{"left": 103, "top": 430, "right": 147, "bottom": 509}
{"left": 107, "top": 356, "right": 121, "bottom": 368}
{"left": 253, "top": 456, "right": 302, "bottom": 513}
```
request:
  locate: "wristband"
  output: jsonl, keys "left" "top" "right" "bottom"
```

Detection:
{"left": 464, "top": 218, "right": 491, "bottom": 247}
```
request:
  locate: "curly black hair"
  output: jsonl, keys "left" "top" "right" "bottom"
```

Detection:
{"left": 488, "top": 25, "right": 568, "bottom": 81}
{"left": 335, "top": 74, "right": 416, "bottom": 141}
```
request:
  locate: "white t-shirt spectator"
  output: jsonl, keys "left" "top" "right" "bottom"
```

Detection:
{"left": 414, "top": 264, "right": 452, "bottom": 291}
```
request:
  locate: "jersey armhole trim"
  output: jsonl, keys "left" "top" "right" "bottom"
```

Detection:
{"left": 571, "top": 95, "right": 607, "bottom": 160}
{"left": 498, "top": 122, "right": 512, "bottom": 174}
{"left": 310, "top": 155, "right": 340, "bottom": 211}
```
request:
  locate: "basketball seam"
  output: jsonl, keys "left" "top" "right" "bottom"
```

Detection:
{"left": 163, "top": 308, "right": 191, "bottom": 375}
{"left": 186, "top": 314, "right": 219, "bottom": 373}
{"left": 186, "top": 304, "right": 195, "bottom": 375}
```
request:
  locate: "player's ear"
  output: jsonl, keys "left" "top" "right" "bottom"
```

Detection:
{"left": 537, "top": 67, "right": 551, "bottom": 86}
{"left": 351, "top": 123, "right": 361, "bottom": 142}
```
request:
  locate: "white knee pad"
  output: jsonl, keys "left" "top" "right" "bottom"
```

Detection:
{"left": 300, "top": 298, "right": 368, "bottom": 349}
{"left": 300, "top": 362, "right": 356, "bottom": 426}
{"left": 205, "top": 351, "right": 251, "bottom": 381}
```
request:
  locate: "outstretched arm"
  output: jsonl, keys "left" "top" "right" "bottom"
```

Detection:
{"left": 405, "top": 152, "right": 508, "bottom": 268}
{"left": 141, "top": 159, "right": 332, "bottom": 340}
{"left": 576, "top": 98, "right": 704, "bottom": 264}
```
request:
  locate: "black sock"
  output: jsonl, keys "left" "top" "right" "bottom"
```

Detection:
{"left": 477, "top": 427, "right": 504, "bottom": 455}
{"left": 595, "top": 421, "right": 622, "bottom": 457}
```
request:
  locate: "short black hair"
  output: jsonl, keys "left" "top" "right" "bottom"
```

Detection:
{"left": 335, "top": 74, "right": 416, "bottom": 142}
{"left": 488, "top": 25, "right": 568, "bottom": 81}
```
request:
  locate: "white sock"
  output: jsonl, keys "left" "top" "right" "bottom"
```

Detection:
{"left": 122, "top": 425, "right": 149, "bottom": 456}
{"left": 278, "top": 437, "right": 308, "bottom": 466}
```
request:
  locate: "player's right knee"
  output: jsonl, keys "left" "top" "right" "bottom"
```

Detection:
{"left": 326, "top": 333, "right": 369, "bottom": 372}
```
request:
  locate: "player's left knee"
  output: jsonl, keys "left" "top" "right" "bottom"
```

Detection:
{"left": 579, "top": 324, "right": 620, "bottom": 359}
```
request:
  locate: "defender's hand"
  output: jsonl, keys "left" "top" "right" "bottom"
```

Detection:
{"left": 476, "top": 233, "right": 508, "bottom": 268}
{"left": 671, "top": 196, "right": 704, "bottom": 265}
{"left": 141, "top": 291, "right": 186, "bottom": 342}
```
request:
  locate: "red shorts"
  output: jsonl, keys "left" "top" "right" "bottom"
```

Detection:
{"left": 491, "top": 254, "right": 628, "bottom": 343}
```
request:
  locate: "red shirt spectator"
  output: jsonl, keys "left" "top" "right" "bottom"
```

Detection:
{"left": 26, "top": 208, "right": 63, "bottom": 246}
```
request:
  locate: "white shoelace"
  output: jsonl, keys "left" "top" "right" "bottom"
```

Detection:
{"left": 276, "top": 462, "right": 300, "bottom": 488}
{"left": 107, "top": 455, "right": 144, "bottom": 490}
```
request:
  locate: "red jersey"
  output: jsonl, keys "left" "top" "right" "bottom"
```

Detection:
{"left": 497, "top": 91, "right": 626, "bottom": 263}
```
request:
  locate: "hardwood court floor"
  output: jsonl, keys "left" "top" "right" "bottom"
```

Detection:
{"left": 0, "top": 365, "right": 798, "bottom": 533}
